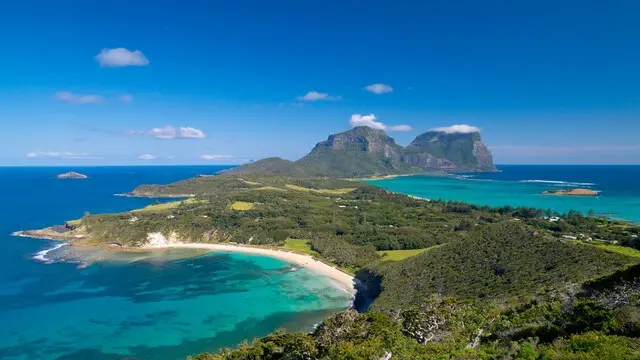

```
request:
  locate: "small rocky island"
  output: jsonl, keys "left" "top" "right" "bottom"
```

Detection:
{"left": 542, "top": 188, "right": 600, "bottom": 196}
{"left": 57, "top": 172, "right": 88, "bottom": 179}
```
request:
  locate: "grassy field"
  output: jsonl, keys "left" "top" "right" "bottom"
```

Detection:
{"left": 229, "top": 201, "right": 255, "bottom": 211}
{"left": 133, "top": 198, "right": 202, "bottom": 213}
{"left": 239, "top": 178, "right": 261, "bottom": 186}
{"left": 577, "top": 241, "right": 640, "bottom": 258}
{"left": 284, "top": 184, "right": 356, "bottom": 195}
{"left": 377, "top": 246, "right": 443, "bottom": 261}
{"left": 282, "top": 238, "right": 318, "bottom": 256}
{"left": 250, "top": 186, "right": 287, "bottom": 191}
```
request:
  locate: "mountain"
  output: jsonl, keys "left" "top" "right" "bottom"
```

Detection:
{"left": 403, "top": 131, "right": 496, "bottom": 172}
{"left": 226, "top": 126, "right": 496, "bottom": 177}
{"left": 295, "top": 126, "right": 417, "bottom": 177}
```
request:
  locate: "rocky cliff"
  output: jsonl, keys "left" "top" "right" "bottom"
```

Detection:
{"left": 225, "top": 126, "right": 496, "bottom": 177}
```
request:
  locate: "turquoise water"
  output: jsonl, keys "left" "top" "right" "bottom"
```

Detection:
{"left": 367, "top": 165, "right": 640, "bottom": 223}
{"left": 0, "top": 167, "right": 352, "bottom": 360}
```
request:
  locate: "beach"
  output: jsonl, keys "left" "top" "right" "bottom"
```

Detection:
{"left": 146, "top": 242, "right": 357, "bottom": 295}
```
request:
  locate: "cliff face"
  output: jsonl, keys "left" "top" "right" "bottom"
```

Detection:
{"left": 226, "top": 127, "right": 497, "bottom": 177}
{"left": 296, "top": 127, "right": 414, "bottom": 177}
{"left": 311, "top": 126, "right": 404, "bottom": 158}
{"left": 403, "top": 131, "right": 497, "bottom": 172}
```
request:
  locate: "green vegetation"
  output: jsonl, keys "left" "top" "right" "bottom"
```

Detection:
{"left": 229, "top": 201, "right": 255, "bottom": 211}
{"left": 367, "top": 222, "right": 637, "bottom": 311}
{"left": 284, "top": 184, "right": 356, "bottom": 195}
{"left": 577, "top": 241, "right": 640, "bottom": 258}
{"left": 133, "top": 198, "right": 204, "bottom": 213}
{"left": 282, "top": 238, "right": 317, "bottom": 256}
{"left": 377, "top": 247, "right": 433, "bottom": 261}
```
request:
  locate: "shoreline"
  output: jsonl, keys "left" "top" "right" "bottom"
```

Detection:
{"left": 13, "top": 228, "right": 358, "bottom": 296}
{"left": 115, "top": 193, "right": 196, "bottom": 198}
{"left": 145, "top": 243, "right": 358, "bottom": 295}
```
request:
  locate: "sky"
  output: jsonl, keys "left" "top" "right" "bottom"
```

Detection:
{"left": 1, "top": 0, "right": 639, "bottom": 166}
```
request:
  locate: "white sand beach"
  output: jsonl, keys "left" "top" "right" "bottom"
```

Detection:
{"left": 147, "top": 242, "right": 357, "bottom": 295}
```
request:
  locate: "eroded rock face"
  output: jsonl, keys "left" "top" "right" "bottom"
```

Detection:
{"left": 403, "top": 131, "right": 497, "bottom": 172}
{"left": 310, "top": 126, "right": 404, "bottom": 159}
{"left": 227, "top": 126, "right": 497, "bottom": 177}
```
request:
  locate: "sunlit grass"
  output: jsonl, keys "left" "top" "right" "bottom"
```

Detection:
{"left": 239, "top": 178, "right": 261, "bottom": 186}
{"left": 377, "top": 244, "right": 445, "bottom": 261}
{"left": 282, "top": 238, "right": 318, "bottom": 256}
{"left": 133, "top": 198, "right": 204, "bottom": 213}
{"left": 285, "top": 184, "right": 356, "bottom": 195}
{"left": 250, "top": 186, "right": 286, "bottom": 191}
{"left": 577, "top": 241, "right": 640, "bottom": 258}
{"left": 229, "top": 201, "right": 255, "bottom": 211}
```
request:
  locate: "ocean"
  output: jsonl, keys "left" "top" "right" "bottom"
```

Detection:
{"left": 367, "top": 165, "right": 640, "bottom": 223}
{"left": 0, "top": 166, "right": 352, "bottom": 360}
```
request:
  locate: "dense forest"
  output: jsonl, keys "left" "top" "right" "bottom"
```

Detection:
{"left": 54, "top": 173, "right": 640, "bottom": 359}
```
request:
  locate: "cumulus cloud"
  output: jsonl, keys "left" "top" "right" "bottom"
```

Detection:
{"left": 179, "top": 127, "right": 206, "bottom": 139}
{"left": 119, "top": 94, "right": 133, "bottom": 102}
{"left": 364, "top": 83, "right": 393, "bottom": 94}
{"left": 349, "top": 114, "right": 412, "bottom": 132}
{"left": 143, "top": 125, "right": 206, "bottom": 139}
{"left": 95, "top": 48, "right": 149, "bottom": 67}
{"left": 26, "top": 151, "right": 99, "bottom": 159}
{"left": 430, "top": 124, "right": 481, "bottom": 134}
{"left": 201, "top": 154, "right": 234, "bottom": 160}
{"left": 138, "top": 154, "right": 156, "bottom": 160}
{"left": 296, "top": 91, "right": 342, "bottom": 101}
{"left": 55, "top": 91, "right": 104, "bottom": 104}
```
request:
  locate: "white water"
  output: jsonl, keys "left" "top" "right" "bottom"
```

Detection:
{"left": 32, "top": 243, "right": 67, "bottom": 263}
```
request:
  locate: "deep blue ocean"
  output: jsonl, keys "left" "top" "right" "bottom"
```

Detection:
{"left": 368, "top": 165, "right": 640, "bottom": 223}
{"left": 0, "top": 166, "right": 352, "bottom": 360}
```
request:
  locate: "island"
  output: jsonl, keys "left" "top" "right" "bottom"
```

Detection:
{"left": 543, "top": 188, "right": 600, "bottom": 196}
{"left": 18, "top": 126, "right": 640, "bottom": 359}
{"left": 56, "top": 171, "right": 88, "bottom": 179}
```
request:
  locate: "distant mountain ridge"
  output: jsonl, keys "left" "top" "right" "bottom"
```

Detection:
{"left": 225, "top": 126, "right": 496, "bottom": 177}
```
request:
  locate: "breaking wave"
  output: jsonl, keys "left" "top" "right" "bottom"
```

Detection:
{"left": 519, "top": 180, "right": 596, "bottom": 187}
{"left": 32, "top": 243, "right": 67, "bottom": 264}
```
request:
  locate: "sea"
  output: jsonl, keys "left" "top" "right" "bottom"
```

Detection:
{"left": 0, "top": 166, "right": 353, "bottom": 360}
{"left": 367, "top": 165, "right": 640, "bottom": 223}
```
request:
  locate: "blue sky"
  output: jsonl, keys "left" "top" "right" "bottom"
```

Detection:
{"left": 1, "top": 0, "right": 639, "bottom": 165}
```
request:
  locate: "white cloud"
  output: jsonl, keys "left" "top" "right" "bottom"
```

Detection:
{"left": 143, "top": 125, "right": 206, "bottom": 139}
{"left": 119, "top": 94, "right": 133, "bottom": 102}
{"left": 296, "top": 91, "right": 342, "bottom": 101}
{"left": 26, "top": 151, "right": 98, "bottom": 159}
{"left": 180, "top": 127, "right": 206, "bottom": 139}
{"left": 138, "top": 154, "right": 156, "bottom": 160}
{"left": 95, "top": 48, "right": 149, "bottom": 67}
{"left": 429, "top": 124, "right": 481, "bottom": 134}
{"left": 55, "top": 91, "right": 104, "bottom": 104}
{"left": 364, "top": 83, "right": 393, "bottom": 94}
{"left": 148, "top": 126, "right": 177, "bottom": 139}
{"left": 201, "top": 154, "right": 234, "bottom": 160}
{"left": 349, "top": 114, "right": 412, "bottom": 132}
